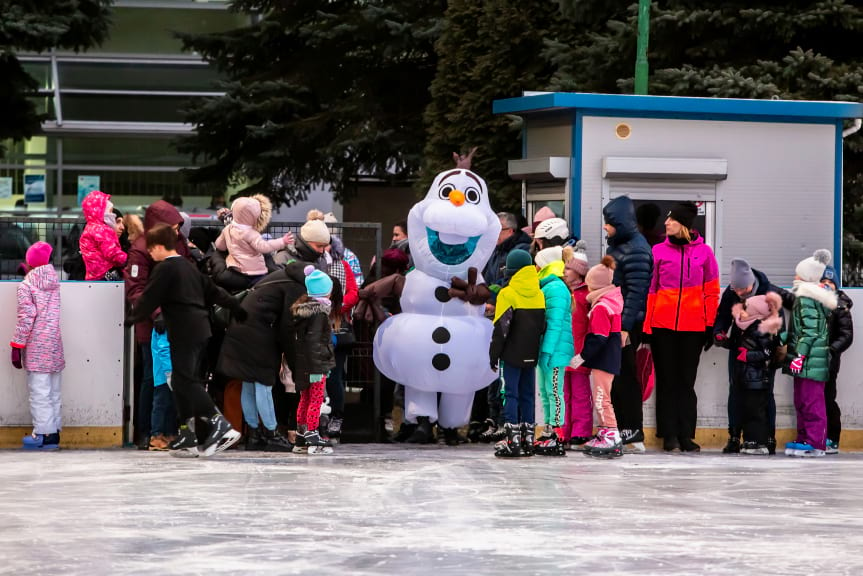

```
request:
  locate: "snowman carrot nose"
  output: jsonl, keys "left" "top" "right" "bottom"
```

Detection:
{"left": 449, "top": 190, "right": 465, "bottom": 206}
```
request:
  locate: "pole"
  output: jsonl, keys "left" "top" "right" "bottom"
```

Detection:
{"left": 634, "top": 0, "right": 650, "bottom": 95}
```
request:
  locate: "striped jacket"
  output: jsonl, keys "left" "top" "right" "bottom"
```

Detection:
{"left": 643, "top": 234, "right": 720, "bottom": 334}
{"left": 11, "top": 265, "right": 65, "bottom": 373}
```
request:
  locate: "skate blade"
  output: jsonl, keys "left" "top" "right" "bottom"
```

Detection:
{"left": 623, "top": 442, "right": 646, "bottom": 453}
{"left": 308, "top": 446, "right": 333, "bottom": 455}
{"left": 292, "top": 446, "right": 308, "bottom": 454}
{"left": 214, "top": 429, "right": 242, "bottom": 453}
{"left": 170, "top": 447, "right": 199, "bottom": 458}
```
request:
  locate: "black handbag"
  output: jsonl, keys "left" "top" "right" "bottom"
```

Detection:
{"left": 333, "top": 324, "right": 357, "bottom": 349}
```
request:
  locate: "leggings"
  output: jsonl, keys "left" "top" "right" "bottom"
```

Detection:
{"left": 297, "top": 380, "right": 327, "bottom": 431}
{"left": 538, "top": 367, "right": 565, "bottom": 428}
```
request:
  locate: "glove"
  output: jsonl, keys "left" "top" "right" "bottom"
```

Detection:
{"left": 310, "top": 373, "right": 325, "bottom": 384}
{"left": 232, "top": 305, "right": 248, "bottom": 323}
{"left": 713, "top": 331, "right": 729, "bottom": 349}
{"left": 281, "top": 232, "right": 294, "bottom": 245}
{"left": 11, "top": 347, "right": 23, "bottom": 370}
{"left": 703, "top": 326, "right": 714, "bottom": 351}
{"left": 736, "top": 347, "right": 747, "bottom": 362}
{"left": 153, "top": 314, "right": 166, "bottom": 334}
{"left": 569, "top": 354, "right": 584, "bottom": 369}
{"left": 790, "top": 355, "right": 806, "bottom": 374}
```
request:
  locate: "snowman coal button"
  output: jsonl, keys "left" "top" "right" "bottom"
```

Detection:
{"left": 435, "top": 286, "right": 452, "bottom": 302}
{"left": 432, "top": 327, "right": 451, "bottom": 344}
{"left": 432, "top": 353, "right": 451, "bottom": 371}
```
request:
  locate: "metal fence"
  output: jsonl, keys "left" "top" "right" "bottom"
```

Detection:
{"left": 1, "top": 214, "right": 386, "bottom": 442}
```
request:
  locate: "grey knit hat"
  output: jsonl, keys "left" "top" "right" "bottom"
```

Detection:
{"left": 730, "top": 258, "right": 756, "bottom": 291}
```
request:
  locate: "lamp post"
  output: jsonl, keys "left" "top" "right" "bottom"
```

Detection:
{"left": 634, "top": 0, "right": 650, "bottom": 95}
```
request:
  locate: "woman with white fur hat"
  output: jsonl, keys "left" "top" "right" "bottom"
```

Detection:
{"left": 783, "top": 249, "right": 838, "bottom": 458}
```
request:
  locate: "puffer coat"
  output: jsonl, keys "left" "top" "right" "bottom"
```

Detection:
{"left": 784, "top": 281, "right": 838, "bottom": 382}
{"left": 12, "top": 265, "right": 65, "bottom": 372}
{"left": 291, "top": 295, "right": 336, "bottom": 391}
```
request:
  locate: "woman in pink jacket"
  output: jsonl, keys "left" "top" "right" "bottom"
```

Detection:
{"left": 10, "top": 242, "right": 65, "bottom": 450}
{"left": 79, "top": 190, "right": 128, "bottom": 281}
{"left": 214, "top": 195, "right": 293, "bottom": 288}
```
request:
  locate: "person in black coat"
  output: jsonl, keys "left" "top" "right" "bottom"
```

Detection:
{"left": 713, "top": 259, "right": 794, "bottom": 454}
{"left": 821, "top": 266, "right": 854, "bottom": 452}
{"left": 482, "top": 212, "right": 532, "bottom": 287}
{"left": 126, "top": 223, "right": 246, "bottom": 456}
{"left": 601, "top": 196, "right": 653, "bottom": 451}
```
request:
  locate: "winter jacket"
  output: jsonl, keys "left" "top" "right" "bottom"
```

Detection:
{"left": 734, "top": 320, "right": 781, "bottom": 390}
{"left": 217, "top": 261, "right": 310, "bottom": 387}
{"left": 343, "top": 246, "right": 364, "bottom": 287}
{"left": 784, "top": 281, "right": 838, "bottom": 382}
{"left": 644, "top": 233, "right": 720, "bottom": 334}
{"left": 714, "top": 268, "right": 794, "bottom": 345}
{"left": 566, "top": 283, "right": 590, "bottom": 374}
{"left": 214, "top": 195, "right": 288, "bottom": 276}
{"left": 125, "top": 200, "right": 190, "bottom": 343}
{"left": 489, "top": 266, "right": 546, "bottom": 368}
{"left": 603, "top": 197, "right": 653, "bottom": 332}
{"left": 291, "top": 295, "right": 336, "bottom": 390}
{"left": 483, "top": 229, "right": 532, "bottom": 287}
{"left": 538, "top": 262, "right": 575, "bottom": 370}
{"left": 11, "top": 265, "right": 65, "bottom": 373}
{"left": 828, "top": 289, "right": 853, "bottom": 377}
{"left": 151, "top": 329, "right": 172, "bottom": 387}
{"left": 79, "top": 191, "right": 127, "bottom": 281}
{"left": 582, "top": 286, "right": 623, "bottom": 375}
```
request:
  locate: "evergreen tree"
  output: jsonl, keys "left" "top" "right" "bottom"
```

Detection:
{"left": 422, "top": 0, "right": 560, "bottom": 212}
{"left": 0, "top": 0, "right": 112, "bottom": 157}
{"left": 546, "top": 1, "right": 863, "bottom": 282}
{"left": 177, "top": 0, "right": 445, "bottom": 207}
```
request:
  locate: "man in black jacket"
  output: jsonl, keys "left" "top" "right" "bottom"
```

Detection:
{"left": 127, "top": 223, "right": 246, "bottom": 457}
{"left": 713, "top": 258, "right": 794, "bottom": 454}
{"left": 602, "top": 196, "right": 653, "bottom": 452}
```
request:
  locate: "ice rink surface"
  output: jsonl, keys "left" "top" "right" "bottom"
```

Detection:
{"left": 1, "top": 445, "right": 861, "bottom": 576}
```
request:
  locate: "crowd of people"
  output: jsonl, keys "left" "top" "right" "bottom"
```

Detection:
{"left": 8, "top": 189, "right": 854, "bottom": 459}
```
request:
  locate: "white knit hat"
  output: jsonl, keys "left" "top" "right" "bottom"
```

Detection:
{"left": 300, "top": 219, "right": 331, "bottom": 244}
{"left": 534, "top": 246, "right": 563, "bottom": 270}
{"left": 795, "top": 249, "right": 831, "bottom": 283}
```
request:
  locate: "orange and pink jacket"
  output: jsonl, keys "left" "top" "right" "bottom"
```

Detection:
{"left": 643, "top": 234, "right": 720, "bottom": 334}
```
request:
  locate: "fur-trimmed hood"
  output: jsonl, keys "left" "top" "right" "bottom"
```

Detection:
{"left": 230, "top": 194, "right": 273, "bottom": 232}
{"left": 291, "top": 294, "right": 332, "bottom": 318}
{"left": 792, "top": 280, "right": 838, "bottom": 311}
{"left": 733, "top": 292, "right": 783, "bottom": 335}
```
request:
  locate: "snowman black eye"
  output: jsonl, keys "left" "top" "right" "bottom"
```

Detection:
{"left": 465, "top": 187, "right": 481, "bottom": 204}
{"left": 439, "top": 183, "right": 455, "bottom": 200}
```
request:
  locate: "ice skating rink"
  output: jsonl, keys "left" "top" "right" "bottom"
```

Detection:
{"left": 1, "top": 445, "right": 861, "bottom": 576}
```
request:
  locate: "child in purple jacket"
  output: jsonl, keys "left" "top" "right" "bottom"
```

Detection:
{"left": 10, "top": 242, "right": 65, "bottom": 450}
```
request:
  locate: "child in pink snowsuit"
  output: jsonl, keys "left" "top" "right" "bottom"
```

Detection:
{"left": 562, "top": 242, "right": 594, "bottom": 448}
{"left": 79, "top": 190, "right": 127, "bottom": 281}
{"left": 10, "top": 242, "right": 65, "bottom": 450}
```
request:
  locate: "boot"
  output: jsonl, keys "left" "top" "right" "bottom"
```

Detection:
{"left": 662, "top": 436, "right": 680, "bottom": 452}
{"left": 262, "top": 428, "right": 293, "bottom": 452}
{"left": 493, "top": 423, "right": 522, "bottom": 458}
{"left": 479, "top": 419, "right": 505, "bottom": 443}
{"left": 244, "top": 426, "right": 267, "bottom": 451}
{"left": 393, "top": 422, "right": 417, "bottom": 443}
{"left": 441, "top": 427, "right": 462, "bottom": 447}
{"left": 767, "top": 436, "right": 777, "bottom": 455}
{"left": 467, "top": 420, "right": 485, "bottom": 443}
{"left": 520, "top": 423, "right": 535, "bottom": 457}
{"left": 405, "top": 416, "right": 434, "bottom": 444}
{"left": 679, "top": 436, "right": 701, "bottom": 453}
{"left": 722, "top": 429, "right": 741, "bottom": 454}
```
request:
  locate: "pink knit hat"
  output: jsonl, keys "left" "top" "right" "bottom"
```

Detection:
{"left": 564, "top": 240, "right": 589, "bottom": 277}
{"left": 26, "top": 241, "right": 53, "bottom": 269}
{"left": 585, "top": 255, "right": 616, "bottom": 291}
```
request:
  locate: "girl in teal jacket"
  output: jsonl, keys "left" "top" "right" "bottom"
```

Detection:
{"left": 534, "top": 247, "right": 575, "bottom": 456}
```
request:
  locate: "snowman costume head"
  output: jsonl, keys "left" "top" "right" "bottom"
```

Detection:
{"left": 408, "top": 168, "right": 501, "bottom": 281}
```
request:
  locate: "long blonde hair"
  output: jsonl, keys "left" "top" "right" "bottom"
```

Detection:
{"left": 123, "top": 214, "right": 144, "bottom": 243}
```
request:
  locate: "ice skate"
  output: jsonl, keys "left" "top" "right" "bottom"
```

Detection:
{"left": 826, "top": 439, "right": 839, "bottom": 455}
{"left": 293, "top": 425, "right": 309, "bottom": 453}
{"left": 722, "top": 430, "right": 741, "bottom": 454}
{"left": 582, "top": 429, "right": 607, "bottom": 453}
{"left": 405, "top": 416, "right": 435, "bottom": 444}
{"left": 479, "top": 421, "right": 506, "bottom": 444}
{"left": 22, "top": 433, "right": 59, "bottom": 451}
{"left": 327, "top": 417, "right": 343, "bottom": 446}
{"left": 303, "top": 431, "right": 334, "bottom": 455}
{"left": 534, "top": 427, "right": 566, "bottom": 456}
{"left": 199, "top": 413, "right": 239, "bottom": 457}
{"left": 169, "top": 424, "right": 199, "bottom": 458}
{"left": 620, "top": 428, "right": 646, "bottom": 453}
{"left": 441, "top": 427, "right": 462, "bottom": 447}
{"left": 467, "top": 420, "right": 485, "bottom": 443}
{"left": 586, "top": 428, "right": 623, "bottom": 458}
{"left": 786, "top": 442, "right": 825, "bottom": 458}
{"left": 493, "top": 423, "right": 521, "bottom": 458}
{"left": 244, "top": 426, "right": 267, "bottom": 451}
{"left": 520, "top": 423, "right": 535, "bottom": 457}
{"left": 568, "top": 436, "right": 591, "bottom": 451}
{"left": 262, "top": 428, "right": 293, "bottom": 452}
{"left": 535, "top": 424, "right": 554, "bottom": 444}
{"left": 740, "top": 441, "right": 769, "bottom": 455}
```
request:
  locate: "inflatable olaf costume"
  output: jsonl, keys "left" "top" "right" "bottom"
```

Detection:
{"left": 373, "top": 167, "right": 500, "bottom": 431}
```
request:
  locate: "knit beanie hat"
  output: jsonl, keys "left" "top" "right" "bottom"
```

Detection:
{"left": 564, "top": 240, "right": 590, "bottom": 277}
{"left": 821, "top": 264, "right": 837, "bottom": 284}
{"left": 666, "top": 202, "right": 698, "bottom": 230}
{"left": 505, "top": 249, "right": 533, "bottom": 275}
{"left": 730, "top": 258, "right": 756, "bottom": 290}
{"left": 300, "top": 219, "right": 331, "bottom": 245}
{"left": 795, "top": 249, "right": 831, "bottom": 283}
{"left": 534, "top": 246, "right": 563, "bottom": 270}
{"left": 586, "top": 255, "right": 616, "bottom": 291}
{"left": 304, "top": 265, "right": 333, "bottom": 298}
{"left": 532, "top": 206, "right": 556, "bottom": 232}
{"left": 26, "top": 241, "right": 53, "bottom": 269}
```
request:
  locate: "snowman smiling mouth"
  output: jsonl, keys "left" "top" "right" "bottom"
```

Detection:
{"left": 426, "top": 228, "right": 480, "bottom": 265}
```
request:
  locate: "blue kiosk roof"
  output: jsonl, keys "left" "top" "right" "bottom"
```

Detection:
{"left": 493, "top": 93, "right": 863, "bottom": 121}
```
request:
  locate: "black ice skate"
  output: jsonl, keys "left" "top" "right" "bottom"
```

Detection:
{"left": 244, "top": 426, "right": 267, "bottom": 451}
{"left": 493, "top": 423, "right": 522, "bottom": 458}
{"left": 199, "top": 413, "right": 241, "bottom": 457}
{"left": 303, "top": 431, "right": 334, "bottom": 455}
{"left": 405, "top": 416, "right": 435, "bottom": 444}
{"left": 520, "top": 423, "right": 535, "bottom": 457}
{"left": 262, "top": 428, "right": 293, "bottom": 452}
{"left": 169, "top": 422, "right": 199, "bottom": 458}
